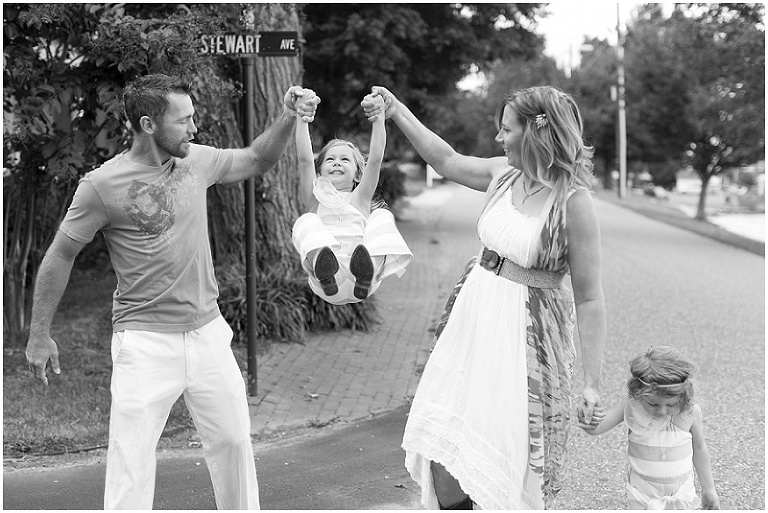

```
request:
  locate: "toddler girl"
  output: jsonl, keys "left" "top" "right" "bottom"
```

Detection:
{"left": 291, "top": 93, "right": 412, "bottom": 305}
{"left": 579, "top": 346, "right": 720, "bottom": 510}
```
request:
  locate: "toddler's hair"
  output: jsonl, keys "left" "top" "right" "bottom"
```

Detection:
{"left": 627, "top": 346, "right": 696, "bottom": 411}
{"left": 314, "top": 138, "right": 387, "bottom": 210}
{"left": 314, "top": 139, "right": 366, "bottom": 183}
{"left": 495, "top": 85, "right": 594, "bottom": 202}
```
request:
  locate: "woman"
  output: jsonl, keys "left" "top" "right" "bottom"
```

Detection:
{"left": 363, "top": 86, "right": 606, "bottom": 510}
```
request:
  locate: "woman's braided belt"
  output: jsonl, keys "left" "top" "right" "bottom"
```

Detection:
{"left": 478, "top": 247, "right": 565, "bottom": 289}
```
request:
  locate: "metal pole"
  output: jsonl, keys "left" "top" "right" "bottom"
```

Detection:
{"left": 242, "top": 56, "right": 258, "bottom": 396}
{"left": 616, "top": 3, "right": 627, "bottom": 199}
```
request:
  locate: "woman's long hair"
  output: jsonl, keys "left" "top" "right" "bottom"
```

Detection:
{"left": 496, "top": 86, "right": 594, "bottom": 203}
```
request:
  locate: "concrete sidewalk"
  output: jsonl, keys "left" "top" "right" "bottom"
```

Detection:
{"left": 248, "top": 181, "right": 484, "bottom": 440}
{"left": 595, "top": 188, "right": 765, "bottom": 256}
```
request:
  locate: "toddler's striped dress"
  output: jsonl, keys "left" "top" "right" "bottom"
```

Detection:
{"left": 624, "top": 400, "right": 701, "bottom": 509}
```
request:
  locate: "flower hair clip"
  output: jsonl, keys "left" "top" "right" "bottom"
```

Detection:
{"left": 534, "top": 113, "right": 548, "bottom": 129}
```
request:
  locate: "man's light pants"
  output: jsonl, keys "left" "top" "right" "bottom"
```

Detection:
{"left": 105, "top": 315, "right": 259, "bottom": 509}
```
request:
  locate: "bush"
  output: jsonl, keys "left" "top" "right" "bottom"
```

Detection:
{"left": 216, "top": 264, "right": 379, "bottom": 351}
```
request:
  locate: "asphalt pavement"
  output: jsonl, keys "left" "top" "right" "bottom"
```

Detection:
{"left": 4, "top": 179, "right": 764, "bottom": 510}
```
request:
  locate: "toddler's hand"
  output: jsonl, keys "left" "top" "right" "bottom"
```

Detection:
{"left": 361, "top": 94, "right": 385, "bottom": 123}
{"left": 701, "top": 489, "right": 720, "bottom": 510}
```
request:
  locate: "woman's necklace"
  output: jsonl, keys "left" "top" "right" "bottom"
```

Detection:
{"left": 521, "top": 178, "right": 546, "bottom": 205}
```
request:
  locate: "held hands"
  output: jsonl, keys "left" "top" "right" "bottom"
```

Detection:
{"left": 363, "top": 86, "right": 397, "bottom": 122}
{"left": 577, "top": 386, "right": 604, "bottom": 431}
{"left": 25, "top": 333, "right": 61, "bottom": 386}
{"left": 577, "top": 404, "right": 606, "bottom": 431}
{"left": 360, "top": 94, "right": 385, "bottom": 123}
{"left": 285, "top": 86, "right": 321, "bottom": 123}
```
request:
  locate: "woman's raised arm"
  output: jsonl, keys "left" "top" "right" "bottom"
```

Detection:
{"left": 365, "top": 86, "right": 507, "bottom": 192}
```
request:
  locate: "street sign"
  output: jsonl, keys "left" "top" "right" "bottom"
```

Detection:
{"left": 259, "top": 31, "right": 298, "bottom": 56}
{"left": 199, "top": 31, "right": 298, "bottom": 56}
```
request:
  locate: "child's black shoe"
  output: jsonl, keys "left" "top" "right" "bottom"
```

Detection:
{"left": 350, "top": 244, "right": 374, "bottom": 300}
{"left": 315, "top": 246, "right": 339, "bottom": 296}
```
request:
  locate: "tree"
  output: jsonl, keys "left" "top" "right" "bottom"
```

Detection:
{"left": 2, "top": 3, "right": 348, "bottom": 347}
{"left": 3, "top": 3, "right": 247, "bottom": 344}
{"left": 570, "top": 38, "right": 620, "bottom": 188}
{"left": 622, "top": 5, "right": 702, "bottom": 188}
{"left": 300, "top": 3, "right": 545, "bottom": 151}
{"left": 623, "top": 3, "right": 765, "bottom": 219}
{"left": 679, "top": 4, "right": 765, "bottom": 218}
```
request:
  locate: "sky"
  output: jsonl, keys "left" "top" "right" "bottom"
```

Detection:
{"left": 537, "top": 2, "right": 674, "bottom": 71}
{"left": 459, "top": 2, "right": 650, "bottom": 89}
{"left": 538, "top": 2, "right": 629, "bottom": 71}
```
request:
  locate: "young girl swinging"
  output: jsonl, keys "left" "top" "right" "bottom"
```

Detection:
{"left": 291, "top": 93, "right": 412, "bottom": 305}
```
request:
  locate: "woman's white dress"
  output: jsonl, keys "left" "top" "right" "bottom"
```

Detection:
{"left": 403, "top": 186, "right": 555, "bottom": 510}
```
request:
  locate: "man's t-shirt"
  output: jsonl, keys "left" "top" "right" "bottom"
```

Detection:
{"left": 59, "top": 144, "right": 234, "bottom": 333}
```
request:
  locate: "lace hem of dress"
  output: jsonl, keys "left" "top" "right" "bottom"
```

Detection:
{"left": 403, "top": 412, "right": 543, "bottom": 510}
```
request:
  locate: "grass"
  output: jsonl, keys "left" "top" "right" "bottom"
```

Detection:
{"left": 3, "top": 264, "right": 195, "bottom": 458}
{"left": 3, "top": 252, "right": 380, "bottom": 458}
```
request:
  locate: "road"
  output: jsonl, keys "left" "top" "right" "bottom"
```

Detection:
{"left": 3, "top": 407, "right": 420, "bottom": 510}
{"left": 4, "top": 190, "right": 764, "bottom": 510}
{"left": 553, "top": 196, "right": 765, "bottom": 509}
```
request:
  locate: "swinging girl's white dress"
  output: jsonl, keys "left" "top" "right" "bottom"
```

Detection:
{"left": 403, "top": 175, "right": 563, "bottom": 510}
{"left": 292, "top": 177, "right": 413, "bottom": 304}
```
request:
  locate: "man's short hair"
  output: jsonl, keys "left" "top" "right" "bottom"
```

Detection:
{"left": 122, "top": 74, "right": 192, "bottom": 133}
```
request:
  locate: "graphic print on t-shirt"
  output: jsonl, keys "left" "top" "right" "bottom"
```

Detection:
{"left": 123, "top": 180, "right": 175, "bottom": 235}
{"left": 122, "top": 160, "right": 198, "bottom": 237}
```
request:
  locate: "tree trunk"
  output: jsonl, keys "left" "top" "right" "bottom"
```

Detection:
{"left": 205, "top": 4, "right": 302, "bottom": 274}
{"left": 696, "top": 173, "right": 711, "bottom": 221}
{"left": 205, "top": 95, "right": 247, "bottom": 267}
{"left": 208, "top": 183, "right": 246, "bottom": 267}
{"left": 250, "top": 5, "right": 303, "bottom": 275}
{"left": 3, "top": 173, "right": 36, "bottom": 345}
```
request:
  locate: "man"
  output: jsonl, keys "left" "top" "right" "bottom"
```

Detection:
{"left": 25, "top": 74, "right": 320, "bottom": 509}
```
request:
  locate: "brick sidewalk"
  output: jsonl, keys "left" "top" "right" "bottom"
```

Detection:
{"left": 248, "top": 181, "right": 482, "bottom": 439}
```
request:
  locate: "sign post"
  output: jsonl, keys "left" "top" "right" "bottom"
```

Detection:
{"left": 201, "top": 30, "right": 298, "bottom": 396}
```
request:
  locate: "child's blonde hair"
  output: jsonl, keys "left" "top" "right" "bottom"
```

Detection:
{"left": 314, "top": 139, "right": 366, "bottom": 184}
{"left": 495, "top": 86, "right": 594, "bottom": 202}
{"left": 627, "top": 346, "right": 696, "bottom": 411}
{"left": 314, "top": 138, "right": 386, "bottom": 210}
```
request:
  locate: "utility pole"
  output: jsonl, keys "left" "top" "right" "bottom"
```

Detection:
{"left": 616, "top": 3, "right": 627, "bottom": 199}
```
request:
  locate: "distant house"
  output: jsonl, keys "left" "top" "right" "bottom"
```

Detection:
{"left": 674, "top": 167, "right": 721, "bottom": 195}
{"left": 724, "top": 161, "right": 765, "bottom": 212}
